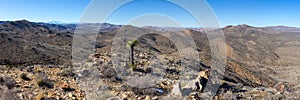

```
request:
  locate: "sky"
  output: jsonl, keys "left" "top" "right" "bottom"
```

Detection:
{"left": 0, "top": 0, "right": 299, "bottom": 27}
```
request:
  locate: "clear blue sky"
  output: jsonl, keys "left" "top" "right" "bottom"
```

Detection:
{"left": 0, "top": 0, "right": 299, "bottom": 27}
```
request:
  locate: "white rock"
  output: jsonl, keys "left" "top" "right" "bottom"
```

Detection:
{"left": 144, "top": 96, "right": 151, "bottom": 100}
{"left": 169, "top": 82, "right": 182, "bottom": 96}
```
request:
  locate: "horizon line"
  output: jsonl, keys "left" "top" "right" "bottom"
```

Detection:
{"left": 1, "top": 19, "right": 300, "bottom": 28}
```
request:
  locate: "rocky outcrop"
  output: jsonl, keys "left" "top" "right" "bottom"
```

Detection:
{"left": 225, "top": 59, "right": 277, "bottom": 87}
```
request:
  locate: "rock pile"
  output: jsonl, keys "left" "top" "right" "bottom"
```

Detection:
{"left": 79, "top": 52, "right": 300, "bottom": 99}
{"left": 0, "top": 65, "right": 85, "bottom": 100}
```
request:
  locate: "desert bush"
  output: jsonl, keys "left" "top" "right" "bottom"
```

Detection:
{"left": 37, "top": 79, "right": 54, "bottom": 88}
{"left": 20, "top": 73, "right": 31, "bottom": 81}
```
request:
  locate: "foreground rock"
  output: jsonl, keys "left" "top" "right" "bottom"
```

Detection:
{"left": 75, "top": 52, "right": 300, "bottom": 99}
{"left": 0, "top": 65, "right": 85, "bottom": 100}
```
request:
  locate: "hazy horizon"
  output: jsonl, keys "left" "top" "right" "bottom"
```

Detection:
{"left": 2, "top": 19, "right": 300, "bottom": 29}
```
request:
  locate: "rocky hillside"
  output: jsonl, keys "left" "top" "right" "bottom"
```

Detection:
{"left": 95, "top": 25, "right": 278, "bottom": 87}
{"left": 0, "top": 20, "right": 120, "bottom": 66}
{"left": 0, "top": 20, "right": 299, "bottom": 99}
{"left": 0, "top": 20, "right": 73, "bottom": 66}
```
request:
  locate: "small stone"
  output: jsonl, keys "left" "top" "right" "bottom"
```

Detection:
{"left": 59, "top": 83, "right": 75, "bottom": 91}
{"left": 18, "top": 93, "right": 25, "bottom": 100}
{"left": 152, "top": 96, "right": 159, "bottom": 100}
{"left": 273, "top": 93, "right": 284, "bottom": 100}
{"left": 144, "top": 96, "right": 150, "bottom": 100}
{"left": 121, "top": 93, "right": 128, "bottom": 99}
{"left": 35, "top": 92, "right": 47, "bottom": 100}
{"left": 25, "top": 66, "right": 34, "bottom": 72}
{"left": 68, "top": 93, "right": 75, "bottom": 98}
{"left": 169, "top": 82, "right": 182, "bottom": 96}
{"left": 48, "top": 91, "right": 56, "bottom": 97}
{"left": 15, "top": 84, "right": 21, "bottom": 87}
{"left": 137, "top": 96, "right": 143, "bottom": 100}
{"left": 274, "top": 82, "right": 285, "bottom": 92}
{"left": 24, "top": 85, "right": 31, "bottom": 88}
{"left": 111, "top": 91, "right": 119, "bottom": 96}
{"left": 182, "top": 79, "right": 202, "bottom": 93}
{"left": 198, "top": 69, "right": 209, "bottom": 79}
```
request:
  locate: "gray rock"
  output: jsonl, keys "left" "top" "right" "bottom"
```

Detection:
{"left": 99, "top": 64, "right": 116, "bottom": 78}
{"left": 0, "top": 86, "right": 19, "bottom": 100}
{"left": 0, "top": 76, "right": 16, "bottom": 89}
{"left": 169, "top": 82, "right": 182, "bottom": 97}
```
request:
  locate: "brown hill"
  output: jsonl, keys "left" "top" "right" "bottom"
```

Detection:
{"left": 95, "top": 25, "right": 278, "bottom": 87}
{"left": 0, "top": 21, "right": 282, "bottom": 87}
{"left": 0, "top": 20, "right": 73, "bottom": 66}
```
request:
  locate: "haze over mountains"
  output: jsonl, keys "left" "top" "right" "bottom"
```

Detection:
{"left": 0, "top": 20, "right": 300, "bottom": 99}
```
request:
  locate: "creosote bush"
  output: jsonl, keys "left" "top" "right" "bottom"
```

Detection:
{"left": 20, "top": 73, "right": 31, "bottom": 81}
{"left": 37, "top": 79, "right": 54, "bottom": 88}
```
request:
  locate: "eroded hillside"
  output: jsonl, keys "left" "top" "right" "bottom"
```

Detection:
{"left": 0, "top": 20, "right": 299, "bottom": 99}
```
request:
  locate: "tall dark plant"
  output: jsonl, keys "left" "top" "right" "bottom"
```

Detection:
{"left": 126, "top": 39, "right": 138, "bottom": 66}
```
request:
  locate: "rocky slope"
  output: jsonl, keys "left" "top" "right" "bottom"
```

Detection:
{"left": 0, "top": 20, "right": 73, "bottom": 66}
{"left": 96, "top": 25, "right": 279, "bottom": 87}
{"left": 0, "top": 20, "right": 120, "bottom": 66}
{"left": 0, "top": 65, "right": 85, "bottom": 100}
{"left": 0, "top": 20, "right": 299, "bottom": 99}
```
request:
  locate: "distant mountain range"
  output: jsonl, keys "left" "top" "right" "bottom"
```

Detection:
{"left": 2, "top": 20, "right": 300, "bottom": 32}
{"left": 265, "top": 26, "right": 300, "bottom": 32}
{"left": 1, "top": 20, "right": 299, "bottom": 88}
{"left": 0, "top": 21, "right": 7, "bottom": 24}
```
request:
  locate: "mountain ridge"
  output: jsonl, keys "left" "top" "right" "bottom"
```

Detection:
{"left": 1, "top": 20, "right": 299, "bottom": 99}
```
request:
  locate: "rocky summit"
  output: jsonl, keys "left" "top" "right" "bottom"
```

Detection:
{"left": 0, "top": 20, "right": 300, "bottom": 99}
